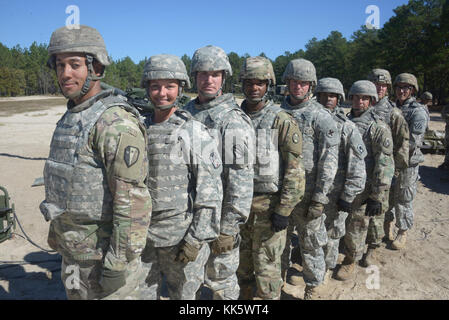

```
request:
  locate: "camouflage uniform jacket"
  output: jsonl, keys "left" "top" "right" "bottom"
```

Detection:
{"left": 329, "top": 107, "right": 367, "bottom": 203}
{"left": 43, "top": 89, "right": 152, "bottom": 272}
{"left": 370, "top": 97, "right": 410, "bottom": 170}
{"left": 348, "top": 109, "right": 394, "bottom": 203}
{"left": 281, "top": 97, "right": 340, "bottom": 205}
{"left": 183, "top": 93, "right": 255, "bottom": 236}
{"left": 143, "top": 110, "right": 223, "bottom": 249}
{"left": 241, "top": 99, "right": 305, "bottom": 217}
{"left": 397, "top": 97, "right": 430, "bottom": 167}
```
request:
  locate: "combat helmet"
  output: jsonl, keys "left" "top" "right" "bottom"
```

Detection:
{"left": 141, "top": 54, "right": 191, "bottom": 110}
{"left": 315, "top": 77, "right": 345, "bottom": 102}
{"left": 239, "top": 56, "right": 276, "bottom": 103}
{"left": 421, "top": 91, "right": 433, "bottom": 101}
{"left": 367, "top": 69, "right": 392, "bottom": 86}
{"left": 282, "top": 58, "right": 317, "bottom": 99}
{"left": 47, "top": 25, "right": 110, "bottom": 100}
{"left": 190, "top": 45, "right": 232, "bottom": 98}
{"left": 348, "top": 80, "right": 378, "bottom": 103}
{"left": 393, "top": 73, "right": 419, "bottom": 93}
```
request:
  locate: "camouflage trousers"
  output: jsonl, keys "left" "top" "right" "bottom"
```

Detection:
{"left": 60, "top": 256, "right": 144, "bottom": 300}
{"left": 344, "top": 191, "right": 386, "bottom": 262}
{"left": 237, "top": 208, "right": 286, "bottom": 300}
{"left": 204, "top": 237, "right": 241, "bottom": 300}
{"left": 385, "top": 165, "right": 420, "bottom": 231}
{"left": 281, "top": 201, "right": 328, "bottom": 287}
{"left": 323, "top": 201, "right": 348, "bottom": 270}
{"left": 133, "top": 239, "right": 209, "bottom": 300}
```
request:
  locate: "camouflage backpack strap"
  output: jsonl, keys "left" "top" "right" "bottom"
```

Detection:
{"left": 256, "top": 103, "right": 283, "bottom": 129}
{"left": 101, "top": 92, "right": 141, "bottom": 119}
{"left": 205, "top": 103, "right": 241, "bottom": 130}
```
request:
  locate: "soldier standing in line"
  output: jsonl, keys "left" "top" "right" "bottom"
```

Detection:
{"left": 183, "top": 45, "right": 255, "bottom": 300}
{"left": 40, "top": 25, "right": 152, "bottom": 299}
{"left": 389, "top": 74, "right": 430, "bottom": 250}
{"left": 335, "top": 80, "right": 394, "bottom": 281}
{"left": 366, "top": 69, "right": 410, "bottom": 249}
{"left": 279, "top": 59, "right": 340, "bottom": 300}
{"left": 135, "top": 54, "right": 223, "bottom": 299}
{"left": 439, "top": 104, "right": 449, "bottom": 171}
{"left": 236, "top": 56, "right": 305, "bottom": 300}
{"left": 314, "top": 77, "right": 367, "bottom": 280}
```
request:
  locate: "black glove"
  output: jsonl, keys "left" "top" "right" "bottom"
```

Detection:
{"left": 337, "top": 199, "right": 352, "bottom": 213}
{"left": 100, "top": 269, "right": 126, "bottom": 295}
{"left": 270, "top": 213, "right": 289, "bottom": 232}
{"left": 307, "top": 201, "right": 325, "bottom": 219}
{"left": 365, "top": 198, "right": 382, "bottom": 217}
{"left": 175, "top": 240, "right": 200, "bottom": 263}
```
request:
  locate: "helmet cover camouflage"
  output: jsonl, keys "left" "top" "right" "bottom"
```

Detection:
{"left": 421, "top": 91, "right": 432, "bottom": 101}
{"left": 281, "top": 58, "right": 317, "bottom": 85}
{"left": 393, "top": 73, "right": 419, "bottom": 93}
{"left": 348, "top": 80, "right": 378, "bottom": 103}
{"left": 315, "top": 77, "right": 345, "bottom": 101}
{"left": 239, "top": 56, "right": 276, "bottom": 86}
{"left": 141, "top": 54, "right": 191, "bottom": 89}
{"left": 47, "top": 25, "right": 110, "bottom": 68}
{"left": 367, "top": 69, "right": 392, "bottom": 85}
{"left": 190, "top": 45, "right": 232, "bottom": 77}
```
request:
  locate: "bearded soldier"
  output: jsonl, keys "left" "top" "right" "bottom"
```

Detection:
{"left": 389, "top": 73, "right": 430, "bottom": 250}
{"left": 314, "top": 77, "right": 367, "bottom": 279}
{"left": 280, "top": 59, "right": 340, "bottom": 299}
{"left": 367, "top": 69, "right": 410, "bottom": 246}
{"left": 236, "top": 57, "right": 305, "bottom": 300}
{"left": 336, "top": 80, "right": 394, "bottom": 281}
{"left": 183, "top": 45, "right": 255, "bottom": 300}
{"left": 135, "top": 54, "right": 223, "bottom": 299}
{"left": 40, "top": 25, "right": 152, "bottom": 299}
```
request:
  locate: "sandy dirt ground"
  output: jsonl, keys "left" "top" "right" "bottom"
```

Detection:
{"left": 0, "top": 96, "right": 448, "bottom": 300}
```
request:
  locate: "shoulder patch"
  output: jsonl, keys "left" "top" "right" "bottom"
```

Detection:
{"left": 124, "top": 146, "right": 140, "bottom": 167}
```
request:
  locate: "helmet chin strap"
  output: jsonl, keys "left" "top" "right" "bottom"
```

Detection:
{"left": 243, "top": 79, "right": 272, "bottom": 104}
{"left": 147, "top": 85, "right": 184, "bottom": 111}
{"left": 197, "top": 71, "right": 226, "bottom": 101}
{"left": 61, "top": 55, "right": 103, "bottom": 102}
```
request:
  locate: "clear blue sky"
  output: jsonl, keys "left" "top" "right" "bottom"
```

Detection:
{"left": 0, "top": 0, "right": 409, "bottom": 63}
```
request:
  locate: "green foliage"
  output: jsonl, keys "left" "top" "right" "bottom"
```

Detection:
{"left": 0, "top": 0, "right": 448, "bottom": 103}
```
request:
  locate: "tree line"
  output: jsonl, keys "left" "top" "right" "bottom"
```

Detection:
{"left": 1, "top": 0, "right": 448, "bottom": 104}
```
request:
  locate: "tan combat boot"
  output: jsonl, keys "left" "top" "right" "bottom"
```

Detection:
{"left": 391, "top": 229, "right": 407, "bottom": 250}
{"left": 322, "top": 268, "right": 333, "bottom": 285}
{"left": 335, "top": 256, "right": 356, "bottom": 281}
{"left": 360, "top": 247, "right": 376, "bottom": 267}
{"left": 384, "top": 220, "right": 395, "bottom": 241}
{"left": 287, "top": 263, "right": 304, "bottom": 286}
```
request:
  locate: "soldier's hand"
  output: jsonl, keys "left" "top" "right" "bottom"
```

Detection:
{"left": 365, "top": 198, "right": 382, "bottom": 217}
{"left": 307, "top": 201, "right": 325, "bottom": 219}
{"left": 211, "top": 233, "right": 234, "bottom": 255}
{"left": 270, "top": 213, "right": 289, "bottom": 232}
{"left": 337, "top": 199, "right": 352, "bottom": 213}
{"left": 99, "top": 269, "right": 126, "bottom": 295}
{"left": 175, "top": 240, "right": 200, "bottom": 264}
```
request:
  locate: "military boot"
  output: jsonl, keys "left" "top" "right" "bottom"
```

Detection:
{"left": 303, "top": 285, "right": 318, "bottom": 300}
{"left": 322, "top": 268, "right": 333, "bottom": 285}
{"left": 287, "top": 263, "right": 304, "bottom": 286}
{"left": 335, "top": 256, "right": 356, "bottom": 281}
{"left": 384, "top": 220, "right": 395, "bottom": 242}
{"left": 391, "top": 229, "right": 407, "bottom": 250}
{"left": 360, "top": 247, "right": 376, "bottom": 267}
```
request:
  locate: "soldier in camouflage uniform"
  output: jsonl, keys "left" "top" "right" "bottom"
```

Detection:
{"left": 314, "top": 78, "right": 367, "bottom": 278}
{"left": 279, "top": 59, "right": 340, "bottom": 299}
{"left": 335, "top": 80, "right": 394, "bottom": 281}
{"left": 439, "top": 104, "right": 449, "bottom": 171}
{"left": 40, "top": 25, "right": 152, "bottom": 300}
{"left": 367, "top": 69, "right": 410, "bottom": 249}
{"left": 389, "top": 73, "right": 430, "bottom": 250}
{"left": 236, "top": 57, "right": 305, "bottom": 300}
{"left": 182, "top": 45, "right": 255, "bottom": 300}
{"left": 420, "top": 91, "right": 433, "bottom": 115}
{"left": 135, "top": 54, "right": 223, "bottom": 299}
